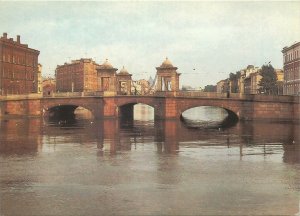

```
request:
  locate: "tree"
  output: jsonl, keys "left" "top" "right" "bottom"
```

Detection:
{"left": 203, "top": 85, "right": 216, "bottom": 92}
{"left": 258, "top": 64, "right": 278, "bottom": 95}
{"left": 229, "top": 71, "right": 241, "bottom": 93}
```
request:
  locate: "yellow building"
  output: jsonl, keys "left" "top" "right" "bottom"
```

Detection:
{"left": 216, "top": 79, "right": 228, "bottom": 93}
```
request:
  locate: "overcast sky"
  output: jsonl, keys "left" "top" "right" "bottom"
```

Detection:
{"left": 1, "top": 1, "right": 299, "bottom": 88}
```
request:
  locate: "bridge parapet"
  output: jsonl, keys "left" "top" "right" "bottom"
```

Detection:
{"left": 43, "top": 91, "right": 104, "bottom": 98}
{"left": 228, "top": 93, "right": 296, "bottom": 102}
{"left": 176, "top": 91, "right": 226, "bottom": 98}
{"left": 0, "top": 93, "right": 42, "bottom": 101}
{"left": 161, "top": 91, "right": 298, "bottom": 103}
{"left": 155, "top": 91, "right": 177, "bottom": 97}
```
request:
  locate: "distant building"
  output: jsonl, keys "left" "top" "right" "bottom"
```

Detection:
{"left": 181, "top": 85, "right": 195, "bottom": 91}
{"left": 243, "top": 68, "right": 284, "bottom": 94}
{"left": 216, "top": 79, "right": 228, "bottom": 93}
{"left": 282, "top": 42, "right": 300, "bottom": 95}
{"left": 55, "top": 58, "right": 99, "bottom": 92}
{"left": 238, "top": 65, "right": 260, "bottom": 94}
{"left": 218, "top": 65, "right": 283, "bottom": 95}
{"left": 131, "top": 79, "right": 151, "bottom": 95}
{"left": 42, "top": 77, "right": 56, "bottom": 96}
{"left": 0, "top": 33, "right": 40, "bottom": 95}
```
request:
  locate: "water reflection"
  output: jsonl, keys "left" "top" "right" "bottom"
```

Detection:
{"left": 0, "top": 119, "right": 42, "bottom": 156}
{"left": 0, "top": 117, "right": 299, "bottom": 163}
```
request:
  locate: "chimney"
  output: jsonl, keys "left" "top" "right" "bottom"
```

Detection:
{"left": 17, "top": 35, "right": 20, "bottom": 43}
{"left": 3, "top": 32, "right": 7, "bottom": 39}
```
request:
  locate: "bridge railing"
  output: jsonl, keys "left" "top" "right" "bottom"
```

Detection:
{"left": 227, "top": 93, "right": 296, "bottom": 102}
{"left": 155, "top": 91, "right": 297, "bottom": 102}
{"left": 155, "top": 91, "right": 229, "bottom": 98}
{"left": 43, "top": 91, "right": 104, "bottom": 98}
{"left": 82, "top": 91, "right": 103, "bottom": 97}
{"left": 175, "top": 91, "right": 225, "bottom": 98}
{"left": 2, "top": 91, "right": 297, "bottom": 103}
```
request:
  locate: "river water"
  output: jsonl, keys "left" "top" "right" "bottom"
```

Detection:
{"left": 0, "top": 105, "right": 299, "bottom": 215}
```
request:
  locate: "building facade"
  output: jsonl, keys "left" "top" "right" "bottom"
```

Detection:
{"left": 132, "top": 79, "right": 151, "bottom": 95}
{"left": 0, "top": 33, "right": 40, "bottom": 95}
{"left": 282, "top": 42, "right": 300, "bottom": 95}
{"left": 238, "top": 65, "right": 260, "bottom": 94}
{"left": 55, "top": 58, "right": 99, "bottom": 92}
{"left": 96, "top": 59, "right": 118, "bottom": 96}
{"left": 216, "top": 79, "right": 228, "bottom": 93}
{"left": 116, "top": 66, "right": 132, "bottom": 95}
{"left": 42, "top": 77, "right": 56, "bottom": 96}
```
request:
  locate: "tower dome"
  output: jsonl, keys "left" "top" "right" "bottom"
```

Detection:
{"left": 101, "top": 59, "right": 113, "bottom": 69}
{"left": 119, "top": 66, "right": 129, "bottom": 75}
{"left": 160, "top": 57, "right": 174, "bottom": 68}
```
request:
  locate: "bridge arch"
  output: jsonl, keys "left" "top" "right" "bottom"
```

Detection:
{"left": 118, "top": 102, "right": 155, "bottom": 123}
{"left": 115, "top": 96, "right": 163, "bottom": 120}
{"left": 178, "top": 102, "right": 240, "bottom": 127}
{"left": 43, "top": 102, "right": 95, "bottom": 120}
{"left": 116, "top": 97, "right": 157, "bottom": 109}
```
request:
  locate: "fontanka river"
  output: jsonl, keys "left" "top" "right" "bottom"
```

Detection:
{"left": 0, "top": 104, "right": 299, "bottom": 215}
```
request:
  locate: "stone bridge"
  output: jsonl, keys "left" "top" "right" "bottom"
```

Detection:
{"left": 0, "top": 92, "right": 299, "bottom": 122}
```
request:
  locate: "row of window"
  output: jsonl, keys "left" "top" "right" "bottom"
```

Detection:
{"left": 285, "top": 72, "right": 299, "bottom": 81}
{"left": 284, "top": 50, "right": 299, "bottom": 63}
{"left": 2, "top": 54, "right": 37, "bottom": 67}
{"left": 284, "top": 67, "right": 300, "bottom": 81}
{"left": 1, "top": 68, "right": 35, "bottom": 80}
{"left": 284, "top": 84, "right": 300, "bottom": 95}
{"left": 56, "top": 65, "right": 84, "bottom": 72}
{"left": 0, "top": 86, "right": 36, "bottom": 95}
{"left": 284, "top": 62, "right": 300, "bottom": 70}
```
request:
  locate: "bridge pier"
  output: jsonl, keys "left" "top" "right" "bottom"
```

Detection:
{"left": 102, "top": 98, "right": 117, "bottom": 119}
{"left": 0, "top": 98, "right": 42, "bottom": 118}
{"left": 164, "top": 98, "right": 179, "bottom": 119}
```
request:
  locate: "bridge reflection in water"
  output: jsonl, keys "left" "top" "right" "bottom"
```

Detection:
{"left": 0, "top": 107, "right": 299, "bottom": 215}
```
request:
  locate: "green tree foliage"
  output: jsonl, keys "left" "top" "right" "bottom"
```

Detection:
{"left": 258, "top": 64, "right": 278, "bottom": 95}
{"left": 203, "top": 85, "right": 216, "bottom": 92}
{"left": 229, "top": 71, "right": 241, "bottom": 93}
